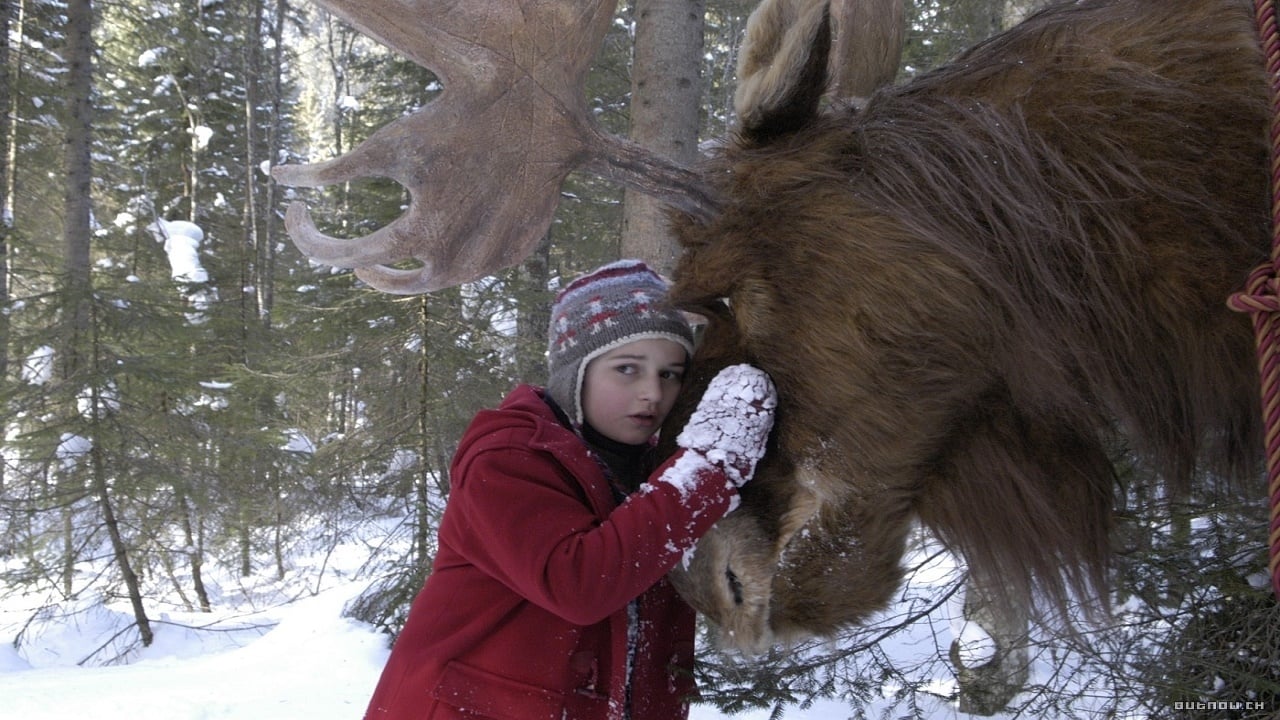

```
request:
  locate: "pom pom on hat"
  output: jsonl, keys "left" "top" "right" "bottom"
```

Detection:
{"left": 546, "top": 260, "right": 695, "bottom": 426}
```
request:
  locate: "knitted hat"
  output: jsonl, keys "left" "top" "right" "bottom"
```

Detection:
{"left": 547, "top": 259, "right": 695, "bottom": 426}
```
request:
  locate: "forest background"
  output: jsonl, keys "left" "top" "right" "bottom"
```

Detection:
{"left": 0, "top": 0, "right": 1277, "bottom": 716}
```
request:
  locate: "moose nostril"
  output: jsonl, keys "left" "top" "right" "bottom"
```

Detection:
{"left": 725, "top": 568, "right": 744, "bottom": 606}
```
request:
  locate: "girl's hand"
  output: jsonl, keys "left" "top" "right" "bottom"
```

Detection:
{"left": 675, "top": 364, "right": 777, "bottom": 486}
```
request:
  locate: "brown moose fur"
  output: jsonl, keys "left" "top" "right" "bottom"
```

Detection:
{"left": 661, "top": 0, "right": 1270, "bottom": 652}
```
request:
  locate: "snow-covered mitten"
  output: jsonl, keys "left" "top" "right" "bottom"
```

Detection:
{"left": 676, "top": 364, "right": 777, "bottom": 486}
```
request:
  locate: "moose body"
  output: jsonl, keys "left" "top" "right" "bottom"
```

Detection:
{"left": 274, "top": 0, "right": 1271, "bottom": 653}
{"left": 660, "top": 0, "right": 1270, "bottom": 650}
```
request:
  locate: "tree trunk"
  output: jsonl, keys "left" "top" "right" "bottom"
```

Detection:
{"left": 61, "top": 505, "right": 74, "bottom": 597}
{"left": 325, "top": 17, "right": 357, "bottom": 228}
{"left": 415, "top": 295, "right": 436, "bottom": 567}
{"left": 62, "top": 0, "right": 155, "bottom": 647}
{"left": 515, "top": 234, "right": 552, "bottom": 381}
{"left": 62, "top": 0, "right": 92, "bottom": 314}
{"left": 177, "top": 486, "right": 212, "bottom": 612}
{"left": 0, "top": 0, "right": 12, "bottom": 388}
{"left": 259, "top": 0, "right": 287, "bottom": 327}
{"left": 91, "top": 438, "right": 154, "bottom": 646}
{"left": 0, "top": 0, "right": 12, "bottom": 498}
{"left": 972, "top": 0, "right": 1005, "bottom": 36}
{"left": 241, "top": 0, "right": 265, "bottom": 327}
{"left": 59, "top": 0, "right": 91, "bottom": 608}
{"left": 620, "top": 0, "right": 705, "bottom": 273}
{"left": 273, "top": 470, "right": 286, "bottom": 581}
{"left": 238, "top": 498, "right": 253, "bottom": 577}
{"left": 1003, "top": 0, "right": 1047, "bottom": 27}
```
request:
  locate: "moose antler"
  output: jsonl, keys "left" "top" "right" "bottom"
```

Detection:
{"left": 272, "top": 0, "right": 717, "bottom": 293}
{"left": 272, "top": 0, "right": 903, "bottom": 292}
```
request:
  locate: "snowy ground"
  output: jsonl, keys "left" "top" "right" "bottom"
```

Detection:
{"left": 4, "top": 519, "right": 1265, "bottom": 719}
{"left": 0, "top": 581, "right": 383, "bottom": 720}
{"left": 0, "top": 528, "right": 980, "bottom": 720}
{"left": 0, "top": 580, "right": 874, "bottom": 720}
{"left": 0, "top": 576, "right": 872, "bottom": 720}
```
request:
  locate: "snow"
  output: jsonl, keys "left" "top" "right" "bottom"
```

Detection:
{"left": 146, "top": 219, "right": 218, "bottom": 324}
{"left": 0, "top": 583, "right": 384, "bottom": 720}
{"left": 1, "top": 367, "right": 1224, "bottom": 720}
{"left": 6, "top": 514, "right": 1227, "bottom": 720}
{"left": 945, "top": 587, "right": 998, "bottom": 668}
{"left": 148, "top": 219, "right": 209, "bottom": 284}
{"left": 192, "top": 125, "right": 214, "bottom": 150}
{"left": 78, "top": 381, "right": 121, "bottom": 417}
{"left": 951, "top": 621, "right": 998, "bottom": 668}
{"left": 281, "top": 428, "right": 317, "bottom": 455}
{"left": 653, "top": 448, "right": 717, "bottom": 498}
{"left": 0, "top": 360, "right": 1040, "bottom": 720}
{"left": 55, "top": 432, "right": 93, "bottom": 471}
{"left": 20, "top": 344, "right": 54, "bottom": 385}
{"left": 0, "top": 577, "right": 860, "bottom": 720}
{"left": 0, "top": 530, "right": 857, "bottom": 720}
{"left": 383, "top": 449, "right": 419, "bottom": 479}
{"left": 138, "top": 48, "right": 165, "bottom": 67}
{"left": 676, "top": 364, "right": 777, "bottom": 485}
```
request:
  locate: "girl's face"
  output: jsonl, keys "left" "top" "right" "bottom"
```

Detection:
{"left": 581, "top": 338, "right": 687, "bottom": 445}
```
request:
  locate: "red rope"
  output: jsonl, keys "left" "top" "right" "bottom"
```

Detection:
{"left": 1227, "top": 0, "right": 1280, "bottom": 599}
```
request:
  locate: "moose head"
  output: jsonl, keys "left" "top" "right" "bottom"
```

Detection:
{"left": 274, "top": 0, "right": 1271, "bottom": 653}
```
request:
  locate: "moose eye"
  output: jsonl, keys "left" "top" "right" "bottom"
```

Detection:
{"left": 725, "top": 568, "right": 745, "bottom": 606}
{"left": 692, "top": 297, "right": 733, "bottom": 322}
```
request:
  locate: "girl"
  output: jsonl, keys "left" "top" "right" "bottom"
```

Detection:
{"left": 364, "top": 260, "right": 775, "bottom": 720}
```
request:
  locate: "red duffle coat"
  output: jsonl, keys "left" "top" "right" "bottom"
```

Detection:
{"left": 363, "top": 385, "right": 738, "bottom": 720}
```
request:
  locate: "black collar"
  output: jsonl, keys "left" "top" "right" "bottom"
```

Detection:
{"left": 543, "top": 394, "right": 651, "bottom": 500}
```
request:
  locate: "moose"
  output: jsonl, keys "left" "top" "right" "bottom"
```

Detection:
{"left": 273, "top": 0, "right": 1272, "bottom": 653}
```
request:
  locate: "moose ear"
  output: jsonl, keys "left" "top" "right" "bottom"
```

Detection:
{"left": 734, "top": 0, "right": 834, "bottom": 142}
{"left": 827, "top": 0, "right": 904, "bottom": 100}
{"left": 734, "top": 0, "right": 905, "bottom": 144}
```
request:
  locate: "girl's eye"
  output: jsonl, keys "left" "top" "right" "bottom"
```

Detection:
{"left": 661, "top": 369, "right": 684, "bottom": 381}
{"left": 614, "top": 364, "right": 636, "bottom": 375}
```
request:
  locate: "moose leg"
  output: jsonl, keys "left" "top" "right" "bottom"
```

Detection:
{"left": 920, "top": 392, "right": 1116, "bottom": 711}
{"left": 949, "top": 576, "right": 1030, "bottom": 715}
